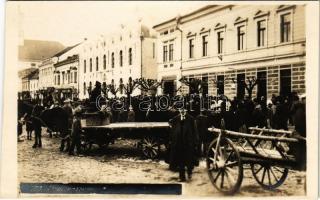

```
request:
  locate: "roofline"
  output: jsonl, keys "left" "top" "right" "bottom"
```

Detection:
{"left": 152, "top": 5, "right": 230, "bottom": 30}
{"left": 153, "top": 18, "right": 176, "bottom": 30}
{"left": 52, "top": 42, "right": 81, "bottom": 58}
{"left": 19, "top": 58, "right": 42, "bottom": 62}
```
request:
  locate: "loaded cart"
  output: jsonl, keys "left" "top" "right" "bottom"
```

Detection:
{"left": 206, "top": 124, "right": 306, "bottom": 195}
{"left": 81, "top": 121, "right": 170, "bottom": 159}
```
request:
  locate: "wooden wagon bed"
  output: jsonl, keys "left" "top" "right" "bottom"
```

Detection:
{"left": 80, "top": 122, "right": 170, "bottom": 159}
{"left": 82, "top": 122, "right": 170, "bottom": 129}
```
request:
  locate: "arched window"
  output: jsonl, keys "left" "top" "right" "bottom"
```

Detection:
{"left": 96, "top": 57, "right": 99, "bottom": 71}
{"left": 89, "top": 81, "right": 92, "bottom": 93}
{"left": 119, "top": 78, "right": 123, "bottom": 94}
{"left": 89, "top": 58, "right": 92, "bottom": 72}
{"left": 102, "top": 82, "right": 107, "bottom": 93}
{"left": 84, "top": 60, "right": 86, "bottom": 73}
{"left": 83, "top": 82, "right": 86, "bottom": 95}
{"left": 103, "top": 54, "right": 106, "bottom": 69}
{"left": 119, "top": 50, "right": 123, "bottom": 67}
{"left": 128, "top": 48, "right": 132, "bottom": 65}
{"left": 111, "top": 52, "right": 115, "bottom": 68}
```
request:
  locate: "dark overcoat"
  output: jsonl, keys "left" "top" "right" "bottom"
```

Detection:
{"left": 195, "top": 114, "right": 209, "bottom": 143}
{"left": 168, "top": 114, "right": 199, "bottom": 169}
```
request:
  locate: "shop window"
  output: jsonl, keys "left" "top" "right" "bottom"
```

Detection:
{"left": 257, "top": 71, "right": 267, "bottom": 98}
{"left": 280, "top": 68, "right": 291, "bottom": 97}
{"left": 237, "top": 73, "right": 245, "bottom": 99}
{"left": 217, "top": 75, "right": 224, "bottom": 95}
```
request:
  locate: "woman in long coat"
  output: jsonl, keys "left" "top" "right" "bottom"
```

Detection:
{"left": 168, "top": 109, "right": 199, "bottom": 182}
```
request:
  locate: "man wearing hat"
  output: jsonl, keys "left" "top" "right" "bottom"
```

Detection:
{"left": 168, "top": 107, "right": 200, "bottom": 182}
{"left": 60, "top": 98, "right": 73, "bottom": 151}
{"left": 68, "top": 107, "right": 82, "bottom": 156}
{"left": 89, "top": 81, "right": 102, "bottom": 105}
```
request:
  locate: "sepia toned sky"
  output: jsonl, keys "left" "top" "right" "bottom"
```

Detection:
{"left": 16, "top": 1, "right": 211, "bottom": 46}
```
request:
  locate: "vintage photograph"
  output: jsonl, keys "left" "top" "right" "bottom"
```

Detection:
{"left": 11, "top": 1, "right": 310, "bottom": 197}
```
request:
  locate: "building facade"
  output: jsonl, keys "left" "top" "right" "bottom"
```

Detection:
{"left": 38, "top": 57, "right": 57, "bottom": 90}
{"left": 19, "top": 69, "right": 39, "bottom": 100}
{"left": 153, "top": 5, "right": 305, "bottom": 99}
{"left": 29, "top": 70, "right": 39, "bottom": 99}
{"left": 53, "top": 44, "right": 81, "bottom": 100}
{"left": 78, "top": 23, "right": 157, "bottom": 99}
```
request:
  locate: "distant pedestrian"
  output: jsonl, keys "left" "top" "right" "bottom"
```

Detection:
{"left": 127, "top": 105, "right": 135, "bottom": 122}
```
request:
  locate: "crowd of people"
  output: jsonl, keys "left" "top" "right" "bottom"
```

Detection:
{"left": 18, "top": 82, "right": 306, "bottom": 182}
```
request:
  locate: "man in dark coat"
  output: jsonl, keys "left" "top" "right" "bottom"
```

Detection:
{"left": 195, "top": 110, "right": 209, "bottom": 156}
{"left": 31, "top": 104, "right": 43, "bottom": 148}
{"left": 24, "top": 113, "right": 33, "bottom": 140}
{"left": 168, "top": 108, "right": 199, "bottom": 182}
{"left": 89, "top": 81, "right": 102, "bottom": 110}
{"left": 291, "top": 96, "right": 306, "bottom": 137}
{"left": 60, "top": 99, "right": 73, "bottom": 152}
{"left": 69, "top": 108, "right": 82, "bottom": 156}
{"left": 288, "top": 96, "right": 306, "bottom": 170}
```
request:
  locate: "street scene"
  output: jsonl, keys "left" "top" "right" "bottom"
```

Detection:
{"left": 16, "top": 2, "right": 306, "bottom": 197}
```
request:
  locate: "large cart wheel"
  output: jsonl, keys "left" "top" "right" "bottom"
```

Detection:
{"left": 206, "top": 137, "right": 243, "bottom": 195}
{"left": 251, "top": 164, "right": 288, "bottom": 190}
{"left": 140, "top": 137, "right": 160, "bottom": 159}
{"left": 251, "top": 139, "right": 289, "bottom": 190}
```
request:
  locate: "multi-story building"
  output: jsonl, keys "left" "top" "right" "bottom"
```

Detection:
{"left": 78, "top": 23, "right": 157, "bottom": 99}
{"left": 18, "top": 39, "right": 65, "bottom": 93}
{"left": 153, "top": 5, "right": 305, "bottom": 99}
{"left": 20, "top": 69, "right": 39, "bottom": 100}
{"left": 38, "top": 57, "right": 56, "bottom": 90}
{"left": 53, "top": 43, "right": 81, "bottom": 100}
{"left": 29, "top": 70, "right": 39, "bottom": 99}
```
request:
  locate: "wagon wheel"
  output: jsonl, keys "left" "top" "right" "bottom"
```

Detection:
{"left": 80, "top": 140, "right": 92, "bottom": 152}
{"left": 251, "top": 164, "right": 288, "bottom": 190}
{"left": 206, "top": 138, "right": 243, "bottom": 195}
{"left": 250, "top": 140, "right": 289, "bottom": 190}
{"left": 140, "top": 137, "right": 160, "bottom": 159}
{"left": 80, "top": 135, "right": 92, "bottom": 153}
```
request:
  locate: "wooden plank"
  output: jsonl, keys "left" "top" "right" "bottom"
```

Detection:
{"left": 208, "top": 128, "right": 299, "bottom": 143}
{"left": 237, "top": 146, "right": 283, "bottom": 159}
{"left": 83, "top": 122, "right": 170, "bottom": 130}
{"left": 249, "top": 127, "right": 293, "bottom": 135}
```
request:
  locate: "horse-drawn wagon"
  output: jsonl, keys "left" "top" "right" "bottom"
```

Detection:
{"left": 80, "top": 113, "right": 170, "bottom": 159}
{"left": 206, "top": 124, "right": 306, "bottom": 195}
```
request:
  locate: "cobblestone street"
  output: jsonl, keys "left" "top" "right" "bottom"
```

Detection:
{"left": 18, "top": 128, "right": 306, "bottom": 197}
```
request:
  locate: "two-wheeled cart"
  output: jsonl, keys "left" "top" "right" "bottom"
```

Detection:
{"left": 206, "top": 125, "right": 306, "bottom": 195}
